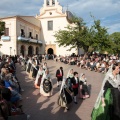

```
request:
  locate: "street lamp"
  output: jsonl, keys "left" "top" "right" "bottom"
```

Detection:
{"left": 0, "top": 44, "right": 2, "bottom": 57}
{"left": 14, "top": 49, "right": 15, "bottom": 55}
{"left": 10, "top": 47, "right": 12, "bottom": 56}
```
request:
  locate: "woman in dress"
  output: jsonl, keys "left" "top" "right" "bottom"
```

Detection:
{"left": 43, "top": 62, "right": 48, "bottom": 71}
{"left": 66, "top": 68, "right": 74, "bottom": 92}
{"left": 40, "top": 69, "right": 53, "bottom": 97}
{"left": 34, "top": 65, "right": 44, "bottom": 88}
{"left": 26, "top": 57, "right": 32, "bottom": 73}
{"left": 79, "top": 73, "right": 90, "bottom": 99}
{"left": 91, "top": 63, "right": 120, "bottom": 120}
{"left": 58, "top": 78, "right": 73, "bottom": 110}
{"left": 32, "top": 62, "right": 39, "bottom": 78}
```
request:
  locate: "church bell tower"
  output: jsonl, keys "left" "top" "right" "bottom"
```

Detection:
{"left": 44, "top": 0, "right": 58, "bottom": 7}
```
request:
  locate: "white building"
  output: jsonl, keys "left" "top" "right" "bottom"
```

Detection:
{"left": 0, "top": 16, "right": 43, "bottom": 56}
{"left": 0, "top": 0, "right": 84, "bottom": 56}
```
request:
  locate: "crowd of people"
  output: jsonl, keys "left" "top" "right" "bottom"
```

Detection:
{"left": 19, "top": 55, "right": 90, "bottom": 110}
{"left": 0, "top": 53, "right": 120, "bottom": 120}
{"left": 19, "top": 54, "right": 91, "bottom": 111}
{"left": 0, "top": 55, "right": 28, "bottom": 120}
{"left": 56, "top": 53, "right": 120, "bottom": 74}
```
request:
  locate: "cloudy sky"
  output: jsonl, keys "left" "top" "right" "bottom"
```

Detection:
{"left": 0, "top": 0, "right": 120, "bottom": 34}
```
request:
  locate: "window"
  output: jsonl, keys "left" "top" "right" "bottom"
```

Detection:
{"left": 36, "top": 34, "right": 38, "bottom": 40}
{"left": 29, "top": 32, "right": 33, "bottom": 38}
{"left": 5, "top": 28, "right": 9, "bottom": 36}
{"left": 47, "top": 0, "right": 49, "bottom": 6}
{"left": 52, "top": 0, "right": 55, "bottom": 5}
{"left": 21, "top": 29, "right": 25, "bottom": 37}
{"left": 49, "top": 12, "right": 52, "bottom": 15}
{"left": 48, "top": 21, "right": 53, "bottom": 30}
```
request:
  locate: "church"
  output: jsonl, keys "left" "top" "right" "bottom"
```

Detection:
{"left": 0, "top": 0, "right": 84, "bottom": 56}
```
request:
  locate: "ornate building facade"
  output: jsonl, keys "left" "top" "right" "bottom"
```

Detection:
{"left": 0, "top": 16, "right": 43, "bottom": 56}
{"left": 0, "top": 0, "right": 84, "bottom": 56}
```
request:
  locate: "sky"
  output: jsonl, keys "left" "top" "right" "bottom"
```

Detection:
{"left": 0, "top": 0, "right": 120, "bottom": 34}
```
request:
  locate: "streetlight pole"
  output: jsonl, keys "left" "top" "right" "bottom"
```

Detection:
{"left": 14, "top": 49, "right": 15, "bottom": 55}
{"left": 10, "top": 47, "right": 12, "bottom": 56}
{"left": 0, "top": 44, "right": 2, "bottom": 57}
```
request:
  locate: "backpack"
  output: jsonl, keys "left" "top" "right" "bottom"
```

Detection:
{"left": 43, "top": 79, "right": 52, "bottom": 93}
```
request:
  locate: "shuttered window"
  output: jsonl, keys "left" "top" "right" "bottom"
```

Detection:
{"left": 48, "top": 21, "right": 53, "bottom": 30}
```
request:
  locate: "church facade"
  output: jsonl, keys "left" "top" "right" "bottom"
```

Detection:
{"left": 0, "top": 0, "right": 84, "bottom": 56}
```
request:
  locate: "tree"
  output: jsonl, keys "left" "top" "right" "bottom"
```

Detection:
{"left": 0, "top": 21, "right": 5, "bottom": 37}
{"left": 89, "top": 19, "right": 113, "bottom": 54}
{"left": 54, "top": 15, "right": 113, "bottom": 54}
{"left": 54, "top": 15, "right": 91, "bottom": 53}
{"left": 110, "top": 32, "right": 120, "bottom": 55}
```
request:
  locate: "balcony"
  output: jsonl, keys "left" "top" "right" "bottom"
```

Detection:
{"left": 29, "top": 39, "right": 38, "bottom": 43}
{"left": 1, "top": 36, "right": 11, "bottom": 41}
{"left": 18, "top": 36, "right": 29, "bottom": 41}
{"left": 17, "top": 36, "right": 42, "bottom": 44}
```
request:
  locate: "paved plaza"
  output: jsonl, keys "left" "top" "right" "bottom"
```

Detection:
{"left": 16, "top": 60, "right": 104, "bottom": 120}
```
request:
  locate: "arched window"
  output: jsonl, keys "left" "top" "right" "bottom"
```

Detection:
{"left": 20, "top": 45, "right": 25, "bottom": 56}
{"left": 47, "top": 0, "right": 49, "bottom": 6}
{"left": 28, "top": 46, "right": 33, "bottom": 56}
{"left": 52, "top": 0, "right": 55, "bottom": 5}
{"left": 36, "top": 47, "right": 39, "bottom": 55}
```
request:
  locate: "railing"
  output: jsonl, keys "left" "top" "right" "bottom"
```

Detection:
{"left": 17, "top": 36, "right": 42, "bottom": 44}
{"left": 1, "top": 36, "right": 10, "bottom": 41}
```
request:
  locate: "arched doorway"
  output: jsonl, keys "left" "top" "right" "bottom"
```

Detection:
{"left": 20, "top": 45, "right": 25, "bottom": 56}
{"left": 28, "top": 46, "right": 33, "bottom": 55}
{"left": 47, "top": 48, "right": 54, "bottom": 54}
{"left": 36, "top": 47, "right": 39, "bottom": 55}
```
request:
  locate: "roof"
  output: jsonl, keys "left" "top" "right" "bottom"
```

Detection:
{"left": 0, "top": 15, "right": 34, "bottom": 19}
{"left": 0, "top": 15, "right": 40, "bottom": 28}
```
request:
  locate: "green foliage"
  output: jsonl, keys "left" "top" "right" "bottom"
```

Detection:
{"left": 90, "top": 19, "right": 112, "bottom": 53}
{"left": 54, "top": 14, "right": 118, "bottom": 55}
{"left": 0, "top": 21, "right": 5, "bottom": 36}
{"left": 109, "top": 32, "right": 120, "bottom": 54}
{"left": 54, "top": 15, "right": 91, "bottom": 53}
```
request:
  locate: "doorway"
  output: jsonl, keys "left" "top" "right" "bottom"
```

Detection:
{"left": 47, "top": 48, "right": 53, "bottom": 54}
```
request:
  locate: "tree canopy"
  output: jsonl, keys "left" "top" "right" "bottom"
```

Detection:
{"left": 54, "top": 16, "right": 91, "bottom": 53}
{"left": 109, "top": 32, "right": 120, "bottom": 54}
{"left": 54, "top": 15, "right": 118, "bottom": 54}
{"left": 89, "top": 19, "right": 112, "bottom": 53}
{"left": 0, "top": 21, "right": 5, "bottom": 37}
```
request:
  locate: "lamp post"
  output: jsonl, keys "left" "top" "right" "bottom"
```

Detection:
{"left": 14, "top": 49, "right": 15, "bottom": 55}
{"left": 10, "top": 47, "right": 12, "bottom": 56}
{"left": 0, "top": 44, "right": 2, "bottom": 57}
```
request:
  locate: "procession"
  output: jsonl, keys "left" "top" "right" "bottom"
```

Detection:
{"left": 0, "top": 0, "right": 120, "bottom": 120}
{"left": 0, "top": 52, "right": 119, "bottom": 120}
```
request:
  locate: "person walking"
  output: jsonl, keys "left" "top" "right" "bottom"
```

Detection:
{"left": 71, "top": 72, "right": 79, "bottom": 104}
{"left": 56, "top": 67, "right": 64, "bottom": 87}
{"left": 91, "top": 63, "right": 120, "bottom": 120}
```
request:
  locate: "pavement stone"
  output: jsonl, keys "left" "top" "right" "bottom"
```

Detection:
{"left": 16, "top": 60, "right": 104, "bottom": 120}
